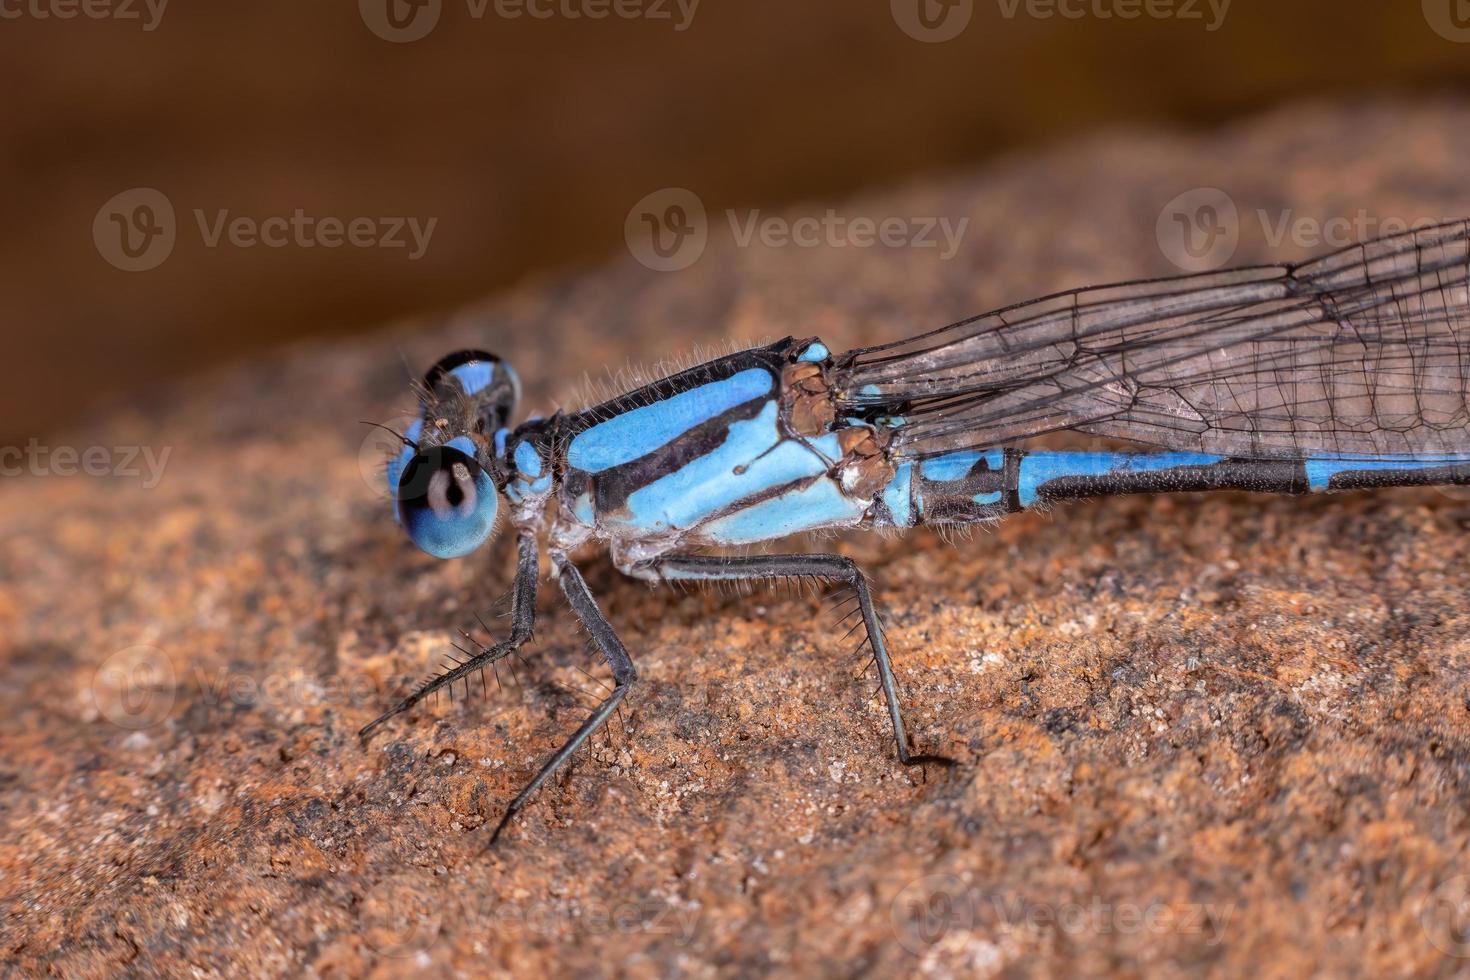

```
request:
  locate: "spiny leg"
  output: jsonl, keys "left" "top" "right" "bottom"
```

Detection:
{"left": 652, "top": 553, "right": 952, "bottom": 767}
{"left": 486, "top": 555, "right": 636, "bottom": 847}
{"left": 359, "top": 533, "right": 539, "bottom": 742}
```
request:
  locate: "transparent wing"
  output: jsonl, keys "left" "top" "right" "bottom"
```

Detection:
{"left": 834, "top": 220, "right": 1470, "bottom": 461}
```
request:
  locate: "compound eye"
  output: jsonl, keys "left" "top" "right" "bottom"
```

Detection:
{"left": 395, "top": 445, "right": 499, "bottom": 559}
{"left": 422, "top": 349, "right": 521, "bottom": 433}
{"left": 426, "top": 458, "right": 477, "bottom": 515}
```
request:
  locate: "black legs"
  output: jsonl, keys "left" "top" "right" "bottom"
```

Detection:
{"left": 653, "top": 553, "right": 951, "bottom": 768}
{"left": 359, "top": 533, "right": 539, "bottom": 742}
{"left": 363, "top": 544, "right": 943, "bottom": 846}
{"left": 485, "top": 558, "right": 637, "bottom": 846}
{"left": 361, "top": 538, "right": 639, "bottom": 846}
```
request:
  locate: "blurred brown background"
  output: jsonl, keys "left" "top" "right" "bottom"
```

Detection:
{"left": 4, "top": 1, "right": 1469, "bottom": 443}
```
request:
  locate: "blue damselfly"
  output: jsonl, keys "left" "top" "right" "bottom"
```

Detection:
{"left": 362, "top": 219, "right": 1470, "bottom": 843}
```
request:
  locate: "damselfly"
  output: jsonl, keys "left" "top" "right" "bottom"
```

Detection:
{"left": 362, "top": 219, "right": 1470, "bottom": 844}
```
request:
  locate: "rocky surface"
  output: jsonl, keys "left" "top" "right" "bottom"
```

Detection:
{"left": 8, "top": 100, "right": 1470, "bottom": 977}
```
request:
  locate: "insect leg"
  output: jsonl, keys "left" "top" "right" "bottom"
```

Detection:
{"left": 652, "top": 553, "right": 952, "bottom": 767}
{"left": 486, "top": 554, "right": 636, "bottom": 847}
{"left": 359, "top": 533, "right": 539, "bottom": 742}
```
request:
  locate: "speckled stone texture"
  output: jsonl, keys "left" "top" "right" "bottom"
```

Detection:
{"left": 8, "top": 100, "right": 1470, "bottom": 978}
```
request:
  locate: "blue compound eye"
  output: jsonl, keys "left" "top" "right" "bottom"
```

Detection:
{"left": 395, "top": 445, "right": 499, "bottom": 559}
{"left": 422, "top": 349, "right": 521, "bottom": 435}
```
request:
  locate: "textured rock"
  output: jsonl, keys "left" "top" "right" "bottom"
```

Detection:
{"left": 8, "top": 99, "right": 1470, "bottom": 976}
